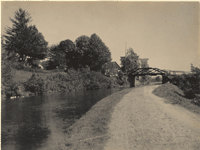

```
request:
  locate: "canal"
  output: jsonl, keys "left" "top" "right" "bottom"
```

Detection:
{"left": 1, "top": 88, "right": 123, "bottom": 150}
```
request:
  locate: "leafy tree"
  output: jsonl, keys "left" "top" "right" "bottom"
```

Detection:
{"left": 48, "top": 39, "right": 77, "bottom": 69}
{"left": 191, "top": 64, "right": 200, "bottom": 74}
{"left": 75, "top": 35, "right": 90, "bottom": 67}
{"left": 48, "top": 34, "right": 112, "bottom": 71}
{"left": 155, "top": 76, "right": 161, "bottom": 82}
{"left": 1, "top": 37, "right": 16, "bottom": 97}
{"left": 121, "top": 47, "right": 140, "bottom": 73}
{"left": 59, "top": 39, "right": 77, "bottom": 68}
{"left": 3, "top": 8, "right": 48, "bottom": 66}
{"left": 190, "top": 64, "right": 200, "bottom": 94}
{"left": 48, "top": 44, "right": 63, "bottom": 69}
{"left": 74, "top": 34, "right": 112, "bottom": 71}
{"left": 88, "top": 33, "right": 112, "bottom": 71}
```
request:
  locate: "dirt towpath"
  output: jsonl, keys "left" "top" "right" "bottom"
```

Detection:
{"left": 104, "top": 85, "right": 200, "bottom": 150}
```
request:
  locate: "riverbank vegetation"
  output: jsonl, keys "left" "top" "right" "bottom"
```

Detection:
{"left": 153, "top": 64, "right": 200, "bottom": 112}
{"left": 153, "top": 83, "right": 200, "bottom": 115}
{"left": 2, "top": 8, "right": 125, "bottom": 99}
{"left": 168, "top": 64, "right": 200, "bottom": 106}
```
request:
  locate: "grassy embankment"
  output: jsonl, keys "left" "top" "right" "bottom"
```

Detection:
{"left": 60, "top": 83, "right": 200, "bottom": 149}
{"left": 153, "top": 83, "right": 200, "bottom": 115}
{"left": 3, "top": 68, "right": 125, "bottom": 98}
{"left": 58, "top": 87, "right": 133, "bottom": 150}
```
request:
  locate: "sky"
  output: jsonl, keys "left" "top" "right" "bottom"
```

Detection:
{"left": 1, "top": 1, "right": 199, "bottom": 71}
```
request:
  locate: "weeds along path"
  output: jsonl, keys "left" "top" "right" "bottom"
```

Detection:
{"left": 104, "top": 85, "right": 200, "bottom": 150}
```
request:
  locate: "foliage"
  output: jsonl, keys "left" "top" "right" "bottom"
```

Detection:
{"left": 24, "top": 73, "right": 45, "bottom": 94}
{"left": 48, "top": 34, "right": 112, "bottom": 71}
{"left": 170, "top": 65, "right": 200, "bottom": 99}
{"left": 48, "top": 44, "right": 63, "bottom": 69}
{"left": 191, "top": 64, "right": 200, "bottom": 74}
{"left": 118, "top": 70, "right": 124, "bottom": 80}
{"left": 1, "top": 39, "right": 17, "bottom": 98}
{"left": 88, "top": 33, "right": 112, "bottom": 71}
{"left": 139, "top": 76, "right": 151, "bottom": 85}
{"left": 121, "top": 47, "right": 140, "bottom": 73}
{"left": 153, "top": 83, "right": 200, "bottom": 113}
{"left": 139, "top": 58, "right": 150, "bottom": 83}
{"left": 155, "top": 76, "right": 161, "bottom": 82}
{"left": 41, "top": 60, "right": 49, "bottom": 70}
{"left": 60, "top": 39, "right": 77, "bottom": 68}
{"left": 3, "top": 8, "right": 48, "bottom": 66}
{"left": 75, "top": 35, "right": 90, "bottom": 68}
{"left": 22, "top": 69, "right": 119, "bottom": 94}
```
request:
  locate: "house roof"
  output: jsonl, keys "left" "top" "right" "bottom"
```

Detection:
{"left": 102, "top": 62, "right": 121, "bottom": 70}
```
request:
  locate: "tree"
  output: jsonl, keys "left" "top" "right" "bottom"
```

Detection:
{"left": 155, "top": 76, "right": 161, "bottom": 82}
{"left": 88, "top": 33, "right": 112, "bottom": 71}
{"left": 48, "top": 39, "right": 77, "bottom": 69}
{"left": 75, "top": 35, "right": 90, "bottom": 68}
{"left": 59, "top": 39, "right": 77, "bottom": 68}
{"left": 121, "top": 47, "right": 140, "bottom": 73}
{"left": 3, "top": 8, "right": 48, "bottom": 66}
{"left": 190, "top": 64, "right": 200, "bottom": 94}
{"left": 191, "top": 64, "right": 200, "bottom": 74}
{"left": 1, "top": 37, "right": 16, "bottom": 97}
{"left": 48, "top": 44, "right": 63, "bottom": 69}
{"left": 74, "top": 34, "right": 112, "bottom": 71}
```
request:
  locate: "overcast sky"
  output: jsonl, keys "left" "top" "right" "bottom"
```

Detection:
{"left": 1, "top": 2, "right": 199, "bottom": 71}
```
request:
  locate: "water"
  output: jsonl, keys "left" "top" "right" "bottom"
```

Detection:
{"left": 1, "top": 88, "right": 122, "bottom": 150}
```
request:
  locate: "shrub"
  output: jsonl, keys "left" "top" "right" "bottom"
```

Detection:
{"left": 170, "top": 72, "right": 200, "bottom": 99}
{"left": 24, "top": 73, "right": 45, "bottom": 94}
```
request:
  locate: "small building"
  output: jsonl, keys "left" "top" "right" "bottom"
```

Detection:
{"left": 139, "top": 58, "right": 149, "bottom": 68}
{"left": 102, "top": 62, "right": 121, "bottom": 77}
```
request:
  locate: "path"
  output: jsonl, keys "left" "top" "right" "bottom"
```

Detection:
{"left": 104, "top": 85, "right": 200, "bottom": 150}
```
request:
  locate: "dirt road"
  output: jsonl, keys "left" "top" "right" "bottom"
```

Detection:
{"left": 104, "top": 85, "right": 200, "bottom": 150}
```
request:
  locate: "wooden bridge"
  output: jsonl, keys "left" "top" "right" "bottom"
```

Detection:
{"left": 128, "top": 67, "right": 168, "bottom": 87}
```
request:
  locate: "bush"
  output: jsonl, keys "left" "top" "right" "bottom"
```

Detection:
{"left": 24, "top": 73, "right": 45, "bottom": 94}
{"left": 139, "top": 75, "right": 151, "bottom": 85}
{"left": 155, "top": 76, "right": 161, "bottom": 82}
{"left": 170, "top": 72, "right": 200, "bottom": 99}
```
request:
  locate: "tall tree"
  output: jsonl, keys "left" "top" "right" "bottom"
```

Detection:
{"left": 121, "top": 47, "right": 140, "bottom": 73}
{"left": 75, "top": 35, "right": 90, "bottom": 67}
{"left": 59, "top": 39, "right": 77, "bottom": 68}
{"left": 48, "top": 44, "right": 63, "bottom": 69}
{"left": 4, "top": 8, "right": 48, "bottom": 65}
{"left": 88, "top": 33, "right": 112, "bottom": 71}
{"left": 48, "top": 39, "right": 77, "bottom": 69}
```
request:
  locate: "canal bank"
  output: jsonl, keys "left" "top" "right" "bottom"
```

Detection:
{"left": 60, "top": 84, "right": 200, "bottom": 150}
{"left": 2, "top": 68, "right": 128, "bottom": 99}
{"left": 59, "top": 88, "right": 133, "bottom": 150}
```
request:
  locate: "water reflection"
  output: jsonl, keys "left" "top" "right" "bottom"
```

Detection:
{"left": 2, "top": 88, "right": 121, "bottom": 150}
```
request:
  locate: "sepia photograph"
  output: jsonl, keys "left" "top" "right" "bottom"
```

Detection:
{"left": 1, "top": 1, "right": 200, "bottom": 150}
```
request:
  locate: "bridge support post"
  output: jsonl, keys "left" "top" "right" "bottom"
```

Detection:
{"left": 128, "top": 75, "right": 135, "bottom": 87}
{"left": 162, "top": 75, "right": 168, "bottom": 84}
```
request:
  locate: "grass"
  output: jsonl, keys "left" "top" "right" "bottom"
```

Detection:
{"left": 13, "top": 70, "right": 33, "bottom": 83}
{"left": 59, "top": 88, "right": 133, "bottom": 150}
{"left": 13, "top": 69, "right": 64, "bottom": 83}
{"left": 153, "top": 83, "right": 200, "bottom": 115}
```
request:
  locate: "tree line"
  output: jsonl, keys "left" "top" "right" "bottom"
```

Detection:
{"left": 48, "top": 34, "right": 111, "bottom": 71}
{"left": 2, "top": 8, "right": 112, "bottom": 72}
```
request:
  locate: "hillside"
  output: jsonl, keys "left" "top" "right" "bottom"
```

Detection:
{"left": 153, "top": 83, "right": 200, "bottom": 115}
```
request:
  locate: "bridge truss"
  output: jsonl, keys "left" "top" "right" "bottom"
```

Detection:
{"left": 129, "top": 67, "right": 167, "bottom": 76}
{"left": 128, "top": 67, "right": 168, "bottom": 87}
